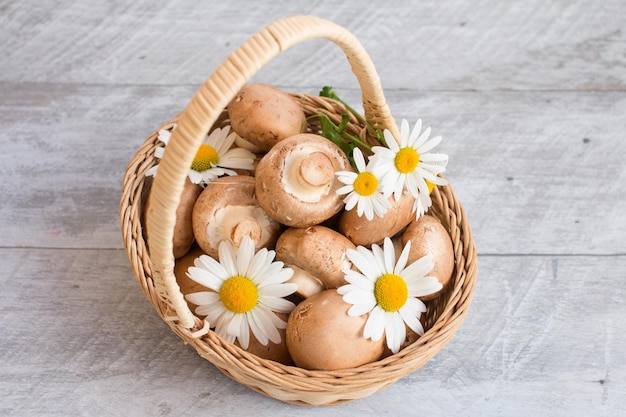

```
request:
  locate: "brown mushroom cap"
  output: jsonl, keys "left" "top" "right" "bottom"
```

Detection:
{"left": 255, "top": 133, "right": 352, "bottom": 228}
{"left": 192, "top": 176, "right": 282, "bottom": 259}
{"left": 401, "top": 214, "right": 455, "bottom": 301}
{"left": 339, "top": 192, "right": 416, "bottom": 246}
{"left": 228, "top": 83, "right": 306, "bottom": 152}
{"left": 286, "top": 289, "right": 385, "bottom": 370}
{"left": 275, "top": 226, "right": 355, "bottom": 289}
{"left": 144, "top": 177, "right": 203, "bottom": 259}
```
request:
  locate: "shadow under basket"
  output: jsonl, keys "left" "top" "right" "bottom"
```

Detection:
{"left": 119, "top": 15, "right": 477, "bottom": 406}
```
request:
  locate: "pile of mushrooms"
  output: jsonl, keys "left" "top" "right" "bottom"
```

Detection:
{"left": 150, "top": 83, "right": 455, "bottom": 370}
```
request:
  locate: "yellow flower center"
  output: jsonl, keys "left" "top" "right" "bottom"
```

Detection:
{"left": 374, "top": 273, "right": 409, "bottom": 312}
{"left": 191, "top": 144, "right": 219, "bottom": 172}
{"left": 219, "top": 275, "right": 258, "bottom": 313}
{"left": 394, "top": 147, "right": 420, "bottom": 174}
{"left": 427, "top": 180, "right": 435, "bottom": 194}
{"left": 353, "top": 172, "right": 378, "bottom": 197}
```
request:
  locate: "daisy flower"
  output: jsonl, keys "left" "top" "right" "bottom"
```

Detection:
{"left": 370, "top": 119, "right": 449, "bottom": 208}
{"left": 337, "top": 237, "right": 443, "bottom": 354}
{"left": 185, "top": 236, "right": 297, "bottom": 349}
{"left": 145, "top": 124, "right": 256, "bottom": 186}
{"left": 335, "top": 147, "right": 391, "bottom": 220}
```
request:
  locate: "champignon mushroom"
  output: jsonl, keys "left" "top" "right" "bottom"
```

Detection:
{"left": 276, "top": 226, "right": 355, "bottom": 290}
{"left": 286, "top": 289, "right": 385, "bottom": 370}
{"left": 401, "top": 214, "right": 454, "bottom": 301}
{"left": 144, "top": 177, "right": 203, "bottom": 259}
{"left": 192, "top": 176, "right": 282, "bottom": 259}
{"left": 255, "top": 133, "right": 352, "bottom": 227}
{"left": 228, "top": 83, "right": 306, "bottom": 152}
{"left": 339, "top": 191, "right": 416, "bottom": 246}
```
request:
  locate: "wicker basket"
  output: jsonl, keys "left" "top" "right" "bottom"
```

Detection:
{"left": 120, "top": 15, "right": 477, "bottom": 406}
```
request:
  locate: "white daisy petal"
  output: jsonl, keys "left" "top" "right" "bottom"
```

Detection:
{"left": 341, "top": 287, "right": 374, "bottom": 305}
{"left": 259, "top": 282, "right": 298, "bottom": 300}
{"left": 258, "top": 295, "right": 295, "bottom": 313}
{"left": 353, "top": 147, "right": 367, "bottom": 171}
{"left": 343, "top": 271, "right": 375, "bottom": 290}
{"left": 392, "top": 176, "right": 405, "bottom": 201}
{"left": 401, "top": 254, "right": 435, "bottom": 280}
{"left": 382, "top": 238, "right": 396, "bottom": 274}
{"left": 237, "top": 314, "right": 250, "bottom": 349}
{"left": 346, "top": 248, "right": 377, "bottom": 280}
{"left": 417, "top": 135, "right": 443, "bottom": 154}
{"left": 365, "top": 306, "right": 386, "bottom": 342}
{"left": 408, "top": 276, "right": 443, "bottom": 297}
{"left": 420, "top": 152, "right": 449, "bottom": 163}
{"left": 252, "top": 307, "right": 281, "bottom": 345}
{"left": 266, "top": 308, "right": 288, "bottom": 330}
{"left": 343, "top": 192, "right": 360, "bottom": 211}
{"left": 187, "top": 170, "right": 203, "bottom": 184}
{"left": 225, "top": 312, "right": 245, "bottom": 337}
{"left": 195, "top": 302, "right": 220, "bottom": 319}
{"left": 382, "top": 131, "right": 400, "bottom": 150}
{"left": 235, "top": 236, "right": 255, "bottom": 276}
{"left": 246, "top": 311, "right": 267, "bottom": 346}
{"left": 361, "top": 198, "right": 374, "bottom": 220}
{"left": 370, "top": 243, "right": 387, "bottom": 274}
{"left": 196, "top": 254, "right": 229, "bottom": 280}
{"left": 395, "top": 240, "right": 411, "bottom": 274}
{"left": 408, "top": 119, "right": 422, "bottom": 145}
{"left": 399, "top": 303, "right": 424, "bottom": 335}
{"left": 185, "top": 291, "right": 219, "bottom": 306}
{"left": 399, "top": 119, "right": 410, "bottom": 146}
{"left": 404, "top": 296, "right": 427, "bottom": 315}
{"left": 245, "top": 249, "right": 272, "bottom": 281}
{"left": 347, "top": 298, "right": 377, "bottom": 316}
{"left": 186, "top": 267, "right": 222, "bottom": 291}
{"left": 337, "top": 184, "right": 355, "bottom": 196}
{"left": 385, "top": 313, "right": 406, "bottom": 354}
{"left": 371, "top": 193, "right": 391, "bottom": 218}
{"left": 215, "top": 309, "right": 235, "bottom": 338}
{"left": 414, "top": 125, "right": 431, "bottom": 148}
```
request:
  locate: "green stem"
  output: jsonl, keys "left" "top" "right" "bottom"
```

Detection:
{"left": 319, "top": 86, "right": 383, "bottom": 143}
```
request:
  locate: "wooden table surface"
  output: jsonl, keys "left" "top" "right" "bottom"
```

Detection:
{"left": 2, "top": 1, "right": 625, "bottom": 415}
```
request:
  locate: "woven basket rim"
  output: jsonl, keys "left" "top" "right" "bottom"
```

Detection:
{"left": 120, "top": 94, "right": 477, "bottom": 406}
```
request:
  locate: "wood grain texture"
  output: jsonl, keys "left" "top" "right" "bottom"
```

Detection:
{"left": 1, "top": 0, "right": 624, "bottom": 91}
{"left": 1, "top": 0, "right": 625, "bottom": 414}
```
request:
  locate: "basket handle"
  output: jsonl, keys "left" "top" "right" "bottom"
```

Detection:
{"left": 147, "top": 15, "right": 400, "bottom": 329}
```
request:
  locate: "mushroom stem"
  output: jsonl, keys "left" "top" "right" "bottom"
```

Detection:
{"left": 230, "top": 218, "right": 262, "bottom": 247}
{"left": 298, "top": 152, "right": 334, "bottom": 187}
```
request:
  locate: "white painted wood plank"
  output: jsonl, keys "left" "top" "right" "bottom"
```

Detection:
{"left": 1, "top": 0, "right": 625, "bottom": 91}
{"left": 1, "top": 83, "right": 624, "bottom": 255}
{"left": 1, "top": 249, "right": 624, "bottom": 416}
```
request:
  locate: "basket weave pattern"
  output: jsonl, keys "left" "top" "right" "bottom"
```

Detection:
{"left": 120, "top": 16, "right": 477, "bottom": 406}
